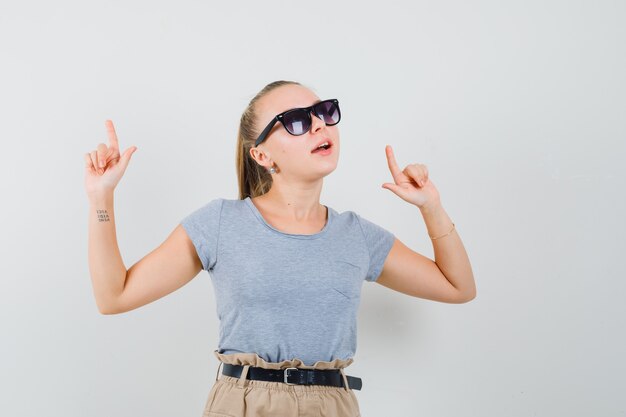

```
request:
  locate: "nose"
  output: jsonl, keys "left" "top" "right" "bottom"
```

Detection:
{"left": 309, "top": 110, "right": 326, "bottom": 134}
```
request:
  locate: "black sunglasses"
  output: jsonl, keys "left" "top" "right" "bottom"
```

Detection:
{"left": 254, "top": 98, "right": 341, "bottom": 147}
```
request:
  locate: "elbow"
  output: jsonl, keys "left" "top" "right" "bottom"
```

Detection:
{"left": 94, "top": 288, "right": 123, "bottom": 315}
{"left": 96, "top": 300, "right": 119, "bottom": 315}
{"left": 98, "top": 305, "right": 114, "bottom": 315}
{"left": 450, "top": 293, "right": 475, "bottom": 304}
{"left": 462, "top": 293, "right": 476, "bottom": 303}
{"left": 457, "top": 276, "right": 477, "bottom": 303}
{"left": 459, "top": 289, "right": 477, "bottom": 303}
{"left": 451, "top": 285, "right": 476, "bottom": 304}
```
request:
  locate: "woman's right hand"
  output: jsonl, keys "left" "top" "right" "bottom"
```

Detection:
{"left": 84, "top": 120, "right": 137, "bottom": 199}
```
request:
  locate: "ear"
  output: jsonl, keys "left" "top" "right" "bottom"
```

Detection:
{"left": 249, "top": 146, "right": 271, "bottom": 169}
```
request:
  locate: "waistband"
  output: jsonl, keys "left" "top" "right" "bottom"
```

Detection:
{"left": 220, "top": 363, "right": 362, "bottom": 391}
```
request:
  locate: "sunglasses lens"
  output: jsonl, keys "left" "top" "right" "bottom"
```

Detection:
{"left": 281, "top": 100, "right": 341, "bottom": 136}
{"left": 283, "top": 110, "right": 311, "bottom": 135}
{"left": 315, "top": 100, "right": 341, "bottom": 125}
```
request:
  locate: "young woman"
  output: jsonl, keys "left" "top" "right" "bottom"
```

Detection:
{"left": 84, "top": 80, "right": 476, "bottom": 417}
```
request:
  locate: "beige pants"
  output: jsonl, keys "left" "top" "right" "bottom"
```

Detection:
{"left": 202, "top": 350, "right": 361, "bottom": 417}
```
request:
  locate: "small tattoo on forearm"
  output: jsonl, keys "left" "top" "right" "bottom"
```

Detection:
{"left": 96, "top": 209, "right": 110, "bottom": 222}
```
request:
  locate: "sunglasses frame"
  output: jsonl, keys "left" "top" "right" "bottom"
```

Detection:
{"left": 254, "top": 98, "right": 340, "bottom": 147}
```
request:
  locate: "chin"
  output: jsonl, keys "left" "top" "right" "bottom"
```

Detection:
{"left": 319, "top": 163, "right": 338, "bottom": 177}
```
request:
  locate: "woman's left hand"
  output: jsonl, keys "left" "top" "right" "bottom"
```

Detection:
{"left": 381, "top": 145, "right": 441, "bottom": 210}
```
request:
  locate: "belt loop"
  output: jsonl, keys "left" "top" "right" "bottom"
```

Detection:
{"left": 215, "top": 361, "right": 223, "bottom": 382}
{"left": 237, "top": 364, "right": 250, "bottom": 389}
{"left": 339, "top": 368, "right": 350, "bottom": 392}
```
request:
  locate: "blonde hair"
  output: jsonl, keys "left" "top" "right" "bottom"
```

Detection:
{"left": 235, "top": 80, "right": 305, "bottom": 200}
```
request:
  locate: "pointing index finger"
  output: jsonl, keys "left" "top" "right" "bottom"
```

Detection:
{"left": 385, "top": 145, "right": 402, "bottom": 178}
{"left": 105, "top": 120, "right": 119, "bottom": 150}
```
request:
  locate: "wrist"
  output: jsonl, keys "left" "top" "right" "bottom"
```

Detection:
{"left": 88, "top": 189, "right": 115, "bottom": 206}
{"left": 418, "top": 199, "right": 442, "bottom": 214}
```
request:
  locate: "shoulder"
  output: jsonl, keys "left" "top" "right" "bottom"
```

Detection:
{"left": 325, "top": 206, "right": 361, "bottom": 229}
{"left": 348, "top": 210, "right": 395, "bottom": 242}
{"left": 189, "top": 197, "right": 248, "bottom": 213}
{"left": 331, "top": 208, "right": 380, "bottom": 232}
{"left": 180, "top": 198, "right": 229, "bottom": 231}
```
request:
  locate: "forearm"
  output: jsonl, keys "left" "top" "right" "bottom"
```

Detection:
{"left": 419, "top": 201, "right": 475, "bottom": 298}
{"left": 88, "top": 191, "right": 127, "bottom": 313}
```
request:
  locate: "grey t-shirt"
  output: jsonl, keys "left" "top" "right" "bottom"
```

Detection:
{"left": 180, "top": 196, "right": 395, "bottom": 366}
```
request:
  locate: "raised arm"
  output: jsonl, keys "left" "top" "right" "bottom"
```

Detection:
{"left": 85, "top": 120, "right": 203, "bottom": 315}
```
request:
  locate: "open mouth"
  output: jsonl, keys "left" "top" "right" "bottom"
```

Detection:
{"left": 311, "top": 140, "right": 333, "bottom": 153}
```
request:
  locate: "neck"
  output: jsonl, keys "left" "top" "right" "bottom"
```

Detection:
{"left": 253, "top": 184, "right": 325, "bottom": 222}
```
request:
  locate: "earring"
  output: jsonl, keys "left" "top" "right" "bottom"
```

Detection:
{"left": 269, "top": 166, "right": 276, "bottom": 174}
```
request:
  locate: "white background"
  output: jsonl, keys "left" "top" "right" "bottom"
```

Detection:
{"left": 1, "top": 0, "right": 624, "bottom": 416}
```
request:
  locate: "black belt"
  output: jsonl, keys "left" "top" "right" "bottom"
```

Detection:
{"left": 221, "top": 363, "right": 362, "bottom": 391}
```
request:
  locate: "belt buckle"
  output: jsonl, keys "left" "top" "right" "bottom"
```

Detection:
{"left": 284, "top": 367, "right": 299, "bottom": 385}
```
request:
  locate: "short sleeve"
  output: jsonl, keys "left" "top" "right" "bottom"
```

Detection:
{"left": 355, "top": 213, "right": 396, "bottom": 282}
{"left": 180, "top": 198, "right": 223, "bottom": 271}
